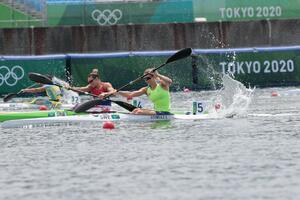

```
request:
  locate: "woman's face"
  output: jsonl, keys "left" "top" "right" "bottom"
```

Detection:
{"left": 88, "top": 75, "right": 98, "bottom": 86}
{"left": 143, "top": 74, "right": 154, "bottom": 84}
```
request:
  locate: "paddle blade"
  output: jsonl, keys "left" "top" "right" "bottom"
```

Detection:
{"left": 166, "top": 48, "right": 192, "bottom": 64}
{"left": 3, "top": 93, "right": 17, "bottom": 102}
{"left": 112, "top": 100, "right": 137, "bottom": 112}
{"left": 74, "top": 99, "right": 137, "bottom": 113}
{"left": 28, "top": 72, "right": 54, "bottom": 85}
{"left": 74, "top": 99, "right": 106, "bottom": 113}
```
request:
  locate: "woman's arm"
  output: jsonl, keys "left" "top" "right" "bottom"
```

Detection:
{"left": 118, "top": 87, "right": 147, "bottom": 98}
{"left": 104, "top": 82, "right": 115, "bottom": 93}
{"left": 153, "top": 71, "right": 172, "bottom": 89}
{"left": 22, "top": 87, "right": 45, "bottom": 93}
{"left": 71, "top": 85, "right": 90, "bottom": 93}
{"left": 98, "top": 82, "right": 116, "bottom": 99}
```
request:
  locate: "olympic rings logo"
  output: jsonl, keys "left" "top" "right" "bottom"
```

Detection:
{"left": 0, "top": 65, "right": 24, "bottom": 86}
{"left": 91, "top": 9, "right": 122, "bottom": 25}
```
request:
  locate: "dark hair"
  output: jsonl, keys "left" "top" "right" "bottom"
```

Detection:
{"left": 88, "top": 68, "right": 99, "bottom": 79}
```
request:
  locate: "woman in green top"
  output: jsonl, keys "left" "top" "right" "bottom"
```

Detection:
{"left": 117, "top": 68, "right": 172, "bottom": 115}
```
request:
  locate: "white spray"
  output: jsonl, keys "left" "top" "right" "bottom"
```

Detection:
{"left": 209, "top": 73, "right": 254, "bottom": 117}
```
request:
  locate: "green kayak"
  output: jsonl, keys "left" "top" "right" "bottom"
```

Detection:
{"left": 0, "top": 110, "right": 82, "bottom": 122}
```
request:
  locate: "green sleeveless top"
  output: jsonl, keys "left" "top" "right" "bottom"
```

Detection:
{"left": 146, "top": 84, "right": 170, "bottom": 112}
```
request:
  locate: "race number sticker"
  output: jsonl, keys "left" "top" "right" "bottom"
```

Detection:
{"left": 133, "top": 99, "right": 143, "bottom": 108}
{"left": 193, "top": 101, "right": 205, "bottom": 115}
{"left": 71, "top": 95, "right": 81, "bottom": 104}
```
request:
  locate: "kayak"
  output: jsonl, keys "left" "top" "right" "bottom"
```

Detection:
{"left": 0, "top": 104, "right": 114, "bottom": 122}
{"left": 0, "top": 110, "right": 81, "bottom": 122}
{"left": 0, "top": 112, "right": 218, "bottom": 129}
{"left": 0, "top": 102, "right": 75, "bottom": 110}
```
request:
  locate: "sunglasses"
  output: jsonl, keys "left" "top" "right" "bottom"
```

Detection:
{"left": 88, "top": 77, "right": 97, "bottom": 84}
{"left": 143, "top": 76, "right": 152, "bottom": 81}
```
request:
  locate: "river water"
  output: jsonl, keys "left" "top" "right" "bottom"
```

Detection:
{"left": 1, "top": 77, "right": 300, "bottom": 200}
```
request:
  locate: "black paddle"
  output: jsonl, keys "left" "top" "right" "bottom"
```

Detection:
{"left": 3, "top": 83, "right": 37, "bottom": 102}
{"left": 28, "top": 72, "right": 137, "bottom": 112}
{"left": 115, "top": 47, "right": 192, "bottom": 92}
{"left": 73, "top": 98, "right": 137, "bottom": 113}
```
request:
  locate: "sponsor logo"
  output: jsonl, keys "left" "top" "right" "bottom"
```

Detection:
{"left": 93, "top": 114, "right": 120, "bottom": 120}
{"left": 150, "top": 115, "right": 170, "bottom": 120}
{"left": 111, "top": 114, "right": 120, "bottom": 119}
{"left": 48, "top": 111, "right": 67, "bottom": 117}
{"left": 219, "top": 6, "right": 282, "bottom": 19}
{"left": 220, "top": 59, "right": 294, "bottom": 74}
{"left": 0, "top": 65, "right": 24, "bottom": 86}
{"left": 93, "top": 114, "right": 111, "bottom": 120}
{"left": 48, "top": 112, "right": 55, "bottom": 117}
{"left": 91, "top": 9, "right": 122, "bottom": 25}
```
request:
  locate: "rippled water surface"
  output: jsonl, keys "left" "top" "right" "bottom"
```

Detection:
{"left": 1, "top": 88, "right": 300, "bottom": 200}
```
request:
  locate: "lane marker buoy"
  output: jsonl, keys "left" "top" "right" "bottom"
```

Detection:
{"left": 271, "top": 92, "right": 279, "bottom": 97}
{"left": 39, "top": 105, "right": 48, "bottom": 110}
{"left": 103, "top": 121, "right": 115, "bottom": 129}
{"left": 215, "top": 103, "right": 221, "bottom": 110}
{"left": 183, "top": 88, "right": 191, "bottom": 92}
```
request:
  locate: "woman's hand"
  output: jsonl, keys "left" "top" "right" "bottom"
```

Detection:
{"left": 98, "top": 93, "right": 107, "bottom": 99}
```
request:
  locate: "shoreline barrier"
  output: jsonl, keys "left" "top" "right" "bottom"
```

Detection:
{"left": 1, "top": 19, "right": 300, "bottom": 55}
{"left": 1, "top": 46, "right": 300, "bottom": 95}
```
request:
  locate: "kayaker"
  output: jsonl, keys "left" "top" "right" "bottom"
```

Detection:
{"left": 70, "top": 69, "right": 115, "bottom": 109}
{"left": 21, "top": 83, "right": 62, "bottom": 108}
{"left": 116, "top": 68, "right": 172, "bottom": 115}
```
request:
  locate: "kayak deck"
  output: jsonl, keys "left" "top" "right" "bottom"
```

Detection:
{"left": 0, "top": 110, "right": 79, "bottom": 122}
{"left": 0, "top": 102, "right": 74, "bottom": 110}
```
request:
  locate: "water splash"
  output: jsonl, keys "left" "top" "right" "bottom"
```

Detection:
{"left": 195, "top": 47, "right": 253, "bottom": 118}
{"left": 52, "top": 77, "right": 80, "bottom": 104}
{"left": 208, "top": 74, "right": 254, "bottom": 117}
